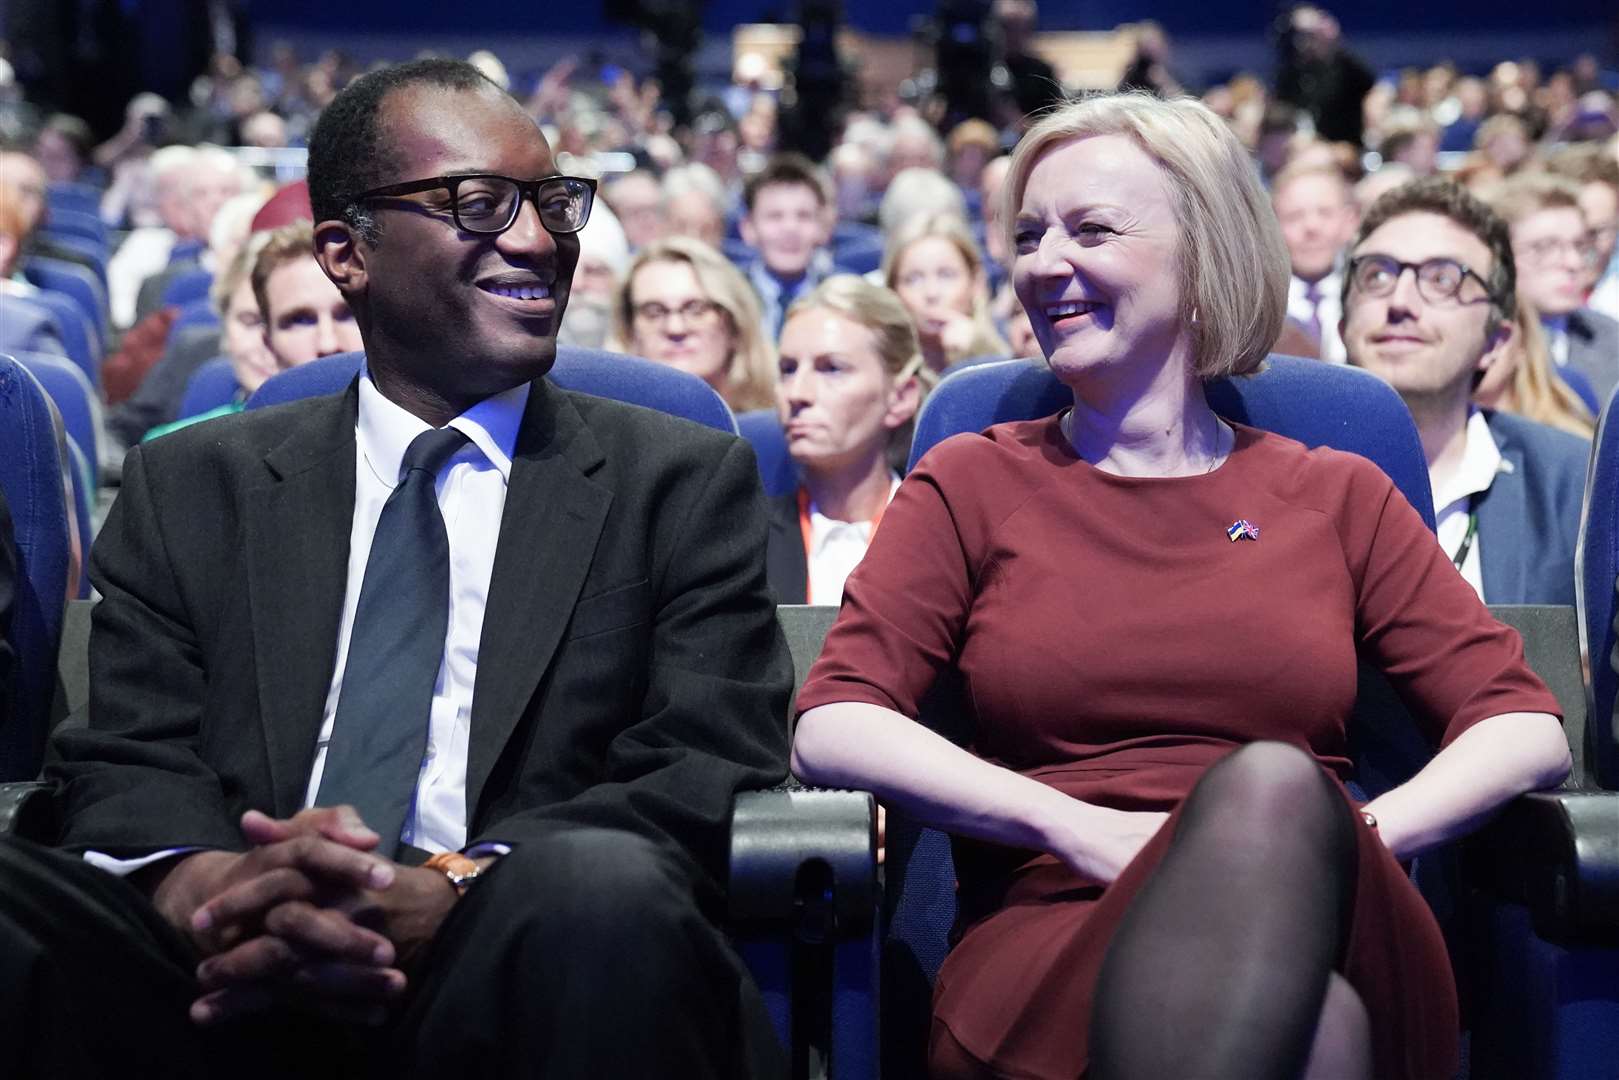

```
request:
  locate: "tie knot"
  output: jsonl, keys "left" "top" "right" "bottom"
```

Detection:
{"left": 401, "top": 427, "right": 469, "bottom": 479}
{"left": 1304, "top": 281, "right": 1322, "bottom": 303}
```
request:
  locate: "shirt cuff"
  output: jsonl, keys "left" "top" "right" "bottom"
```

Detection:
{"left": 83, "top": 847, "right": 202, "bottom": 877}
{"left": 462, "top": 841, "right": 511, "bottom": 861}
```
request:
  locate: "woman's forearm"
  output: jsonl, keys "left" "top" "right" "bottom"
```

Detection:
{"left": 792, "top": 701, "right": 1138, "bottom": 874}
{"left": 1359, "top": 712, "right": 1570, "bottom": 861}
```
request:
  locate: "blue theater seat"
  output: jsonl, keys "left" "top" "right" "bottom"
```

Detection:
{"left": 0, "top": 356, "right": 72, "bottom": 780}
{"left": 17, "top": 289, "right": 101, "bottom": 390}
{"left": 247, "top": 347, "right": 738, "bottom": 435}
{"left": 11, "top": 352, "right": 103, "bottom": 491}
{"left": 177, "top": 356, "right": 241, "bottom": 420}
{"left": 23, "top": 256, "right": 109, "bottom": 350}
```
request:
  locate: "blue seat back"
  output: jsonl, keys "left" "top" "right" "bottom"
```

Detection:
{"left": 33, "top": 232, "right": 107, "bottom": 285}
{"left": 22, "top": 256, "right": 108, "bottom": 348}
{"left": 41, "top": 206, "right": 109, "bottom": 250}
{"left": 247, "top": 347, "right": 739, "bottom": 434}
{"left": 736, "top": 409, "right": 798, "bottom": 496}
{"left": 883, "top": 353, "right": 1442, "bottom": 1074}
{"left": 1579, "top": 385, "right": 1619, "bottom": 790}
{"left": 178, "top": 357, "right": 241, "bottom": 420}
{"left": 909, "top": 355, "right": 1437, "bottom": 530}
{"left": 170, "top": 297, "right": 221, "bottom": 336}
{"left": 18, "top": 290, "right": 100, "bottom": 389}
{"left": 12, "top": 352, "right": 101, "bottom": 491}
{"left": 63, "top": 436, "right": 93, "bottom": 601}
{"left": 161, "top": 268, "right": 215, "bottom": 309}
{"left": 45, "top": 183, "right": 101, "bottom": 218}
{"left": 0, "top": 356, "right": 72, "bottom": 779}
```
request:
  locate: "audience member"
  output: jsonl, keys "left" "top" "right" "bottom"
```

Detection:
{"left": 888, "top": 114, "right": 948, "bottom": 177}
{"left": 1489, "top": 172, "right": 1619, "bottom": 406}
{"left": 1342, "top": 177, "right": 1589, "bottom": 604}
{"left": 0, "top": 488, "right": 12, "bottom": 732}
{"left": 739, "top": 153, "right": 836, "bottom": 341}
{"left": 0, "top": 148, "right": 102, "bottom": 277}
{"left": 0, "top": 57, "right": 789, "bottom": 1080}
{"left": 614, "top": 236, "right": 777, "bottom": 411}
{"left": 0, "top": 197, "right": 65, "bottom": 357}
{"left": 1474, "top": 293, "right": 1596, "bottom": 439}
{"left": 602, "top": 168, "right": 665, "bottom": 252}
{"left": 33, "top": 114, "right": 96, "bottom": 185}
{"left": 1547, "top": 143, "right": 1619, "bottom": 321}
{"left": 945, "top": 119, "right": 1000, "bottom": 200}
{"left": 556, "top": 199, "right": 629, "bottom": 351}
{"left": 1275, "top": 5, "right": 1377, "bottom": 146}
{"left": 768, "top": 275, "right": 927, "bottom": 604}
{"left": 1355, "top": 163, "right": 1416, "bottom": 213}
{"left": 134, "top": 186, "right": 268, "bottom": 327}
{"left": 883, "top": 212, "right": 1009, "bottom": 373}
{"left": 1272, "top": 161, "right": 1358, "bottom": 363}
{"left": 877, "top": 166, "right": 969, "bottom": 237}
{"left": 794, "top": 94, "right": 1567, "bottom": 1080}
{"left": 662, "top": 163, "right": 729, "bottom": 250}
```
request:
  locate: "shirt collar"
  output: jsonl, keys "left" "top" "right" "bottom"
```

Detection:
{"left": 1432, "top": 407, "right": 1504, "bottom": 510}
{"left": 356, "top": 364, "right": 529, "bottom": 488}
{"left": 806, "top": 475, "right": 901, "bottom": 553}
{"left": 1289, "top": 268, "right": 1341, "bottom": 302}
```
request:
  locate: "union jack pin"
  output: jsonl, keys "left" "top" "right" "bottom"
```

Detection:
{"left": 1226, "top": 519, "right": 1261, "bottom": 543}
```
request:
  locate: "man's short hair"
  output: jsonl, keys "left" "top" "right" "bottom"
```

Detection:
{"left": 1546, "top": 142, "right": 1619, "bottom": 194}
{"left": 307, "top": 58, "right": 501, "bottom": 244}
{"left": 1485, "top": 170, "right": 1586, "bottom": 228}
{"left": 251, "top": 220, "right": 319, "bottom": 322}
{"left": 1269, "top": 161, "right": 1352, "bottom": 204}
{"left": 1346, "top": 176, "right": 1516, "bottom": 326}
{"left": 742, "top": 153, "right": 831, "bottom": 214}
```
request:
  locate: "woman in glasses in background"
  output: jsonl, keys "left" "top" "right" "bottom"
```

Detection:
{"left": 611, "top": 236, "right": 777, "bottom": 412}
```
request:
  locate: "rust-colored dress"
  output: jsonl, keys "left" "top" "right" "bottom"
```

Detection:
{"left": 795, "top": 416, "right": 1560, "bottom": 1080}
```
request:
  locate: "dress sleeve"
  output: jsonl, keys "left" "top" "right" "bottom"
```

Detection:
{"left": 795, "top": 436, "right": 987, "bottom": 719}
{"left": 1343, "top": 458, "right": 1561, "bottom": 747}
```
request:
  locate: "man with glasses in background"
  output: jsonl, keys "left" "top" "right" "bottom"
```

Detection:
{"left": 0, "top": 59, "right": 789, "bottom": 1080}
{"left": 1342, "top": 177, "right": 1589, "bottom": 606}
{"left": 1489, "top": 172, "right": 1619, "bottom": 408}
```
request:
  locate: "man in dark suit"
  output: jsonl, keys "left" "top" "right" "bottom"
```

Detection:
{"left": 0, "top": 59, "right": 789, "bottom": 1079}
{"left": 1343, "top": 177, "right": 1589, "bottom": 606}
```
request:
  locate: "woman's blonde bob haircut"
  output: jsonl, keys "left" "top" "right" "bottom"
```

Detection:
{"left": 612, "top": 235, "right": 778, "bottom": 411}
{"left": 1000, "top": 91, "right": 1290, "bottom": 379}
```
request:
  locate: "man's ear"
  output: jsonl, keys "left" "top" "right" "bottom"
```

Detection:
{"left": 739, "top": 213, "right": 758, "bottom": 249}
{"left": 314, "top": 219, "right": 366, "bottom": 297}
{"left": 1476, "top": 315, "right": 1515, "bottom": 378}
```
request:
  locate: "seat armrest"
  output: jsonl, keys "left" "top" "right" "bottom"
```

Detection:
{"left": 729, "top": 786, "right": 877, "bottom": 942}
{"left": 1464, "top": 788, "right": 1619, "bottom": 946}
{"left": 0, "top": 781, "right": 59, "bottom": 842}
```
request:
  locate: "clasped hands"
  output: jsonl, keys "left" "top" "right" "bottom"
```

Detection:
{"left": 145, "top": 806, "right": 459, "bottom": 1028}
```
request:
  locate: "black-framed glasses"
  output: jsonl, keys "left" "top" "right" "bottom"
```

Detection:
{"left": 348, "top": 173, "right": 597, "bottom": 235}
{"left": 1348, "top": 254, "right": 1498, "bottom": 306}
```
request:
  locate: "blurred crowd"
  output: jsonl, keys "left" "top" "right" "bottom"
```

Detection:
{"left": 0, "top": 2, "right": 1615, "bottom": 468}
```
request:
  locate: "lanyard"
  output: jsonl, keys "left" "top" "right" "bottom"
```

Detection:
{"left": 1450, "top": 491, "right": 1481, "bottom": 571}
{"left": 797, "top": 486, "right": 887, "bottom": 605}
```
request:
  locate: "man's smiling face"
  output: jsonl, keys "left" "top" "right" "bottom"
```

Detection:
{"left": 1342, "top": 211, "right": 1504, "bottom": 405}
{"left": 339, "top": 83, "right": 580, "bottom": 411}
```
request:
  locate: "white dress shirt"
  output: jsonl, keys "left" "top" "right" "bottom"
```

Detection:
{"left": 1287, "top": 270, "right": 1345, "bottom": 364}
{"left": 804, "top": 476, "right": 901, "bottom": 606}
{"left": 1429, "top": 409, "right": 1503, "bottom": 602}
{"left": 85, "top": 368, "right": 526, "bottom": 875}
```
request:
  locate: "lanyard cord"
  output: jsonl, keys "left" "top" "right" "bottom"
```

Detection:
{"left": 1450, "top": 492, "right": 1481, "bottom": 570}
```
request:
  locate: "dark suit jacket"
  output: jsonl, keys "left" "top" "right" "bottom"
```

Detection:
{"left": 1477, "top": 410, "right": 1589, "bottom": 606}
{"left": 765, "top": 491, "right": 807, "bottom": 605}
{"left": 0, "top": 489, "right": 15, "bottom": 732}
{"left": 47, "top": 378, "right": 791, "bottom": 901}
{"left": 106, "top": 323, "right": 222, "bottom": 448}
{"left": 1566, "top": 307, "right": 1619, "bottom": 410}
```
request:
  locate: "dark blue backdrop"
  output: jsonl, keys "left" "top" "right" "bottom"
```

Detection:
{"left": 247, "top": 0, "right": 1609, "bottom": 38}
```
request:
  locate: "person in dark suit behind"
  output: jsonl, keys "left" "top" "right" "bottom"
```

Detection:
{"left": 1343, "top": 177, "right": 1589, "bottom": 606}
{"left": 0, "top": 59, "right": 790, "bottom": 1080}
{"left": 0, "top": 488, "right": 15, "bottom": 733}
{"left": 767, "top": 275, "right": 926, "bottom": 605}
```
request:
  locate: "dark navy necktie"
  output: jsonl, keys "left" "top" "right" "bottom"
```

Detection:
{"left": 315, "top": 426, "right": 469, "bottom": 856}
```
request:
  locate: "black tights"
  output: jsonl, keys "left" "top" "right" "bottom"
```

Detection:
{"left": 1090, "top": 741, "right": 1360, "bottom": 1080}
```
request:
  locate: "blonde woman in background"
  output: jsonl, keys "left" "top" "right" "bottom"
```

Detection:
{"left": 1475, "top": 293, "right": 1596, "bottom": 439}
{"left": 883, "top": 212, "right": 1010, "bottom": 374}
{"left": 611, "top": 236, "right": 777, "bottom": 412}
{"left": 766, "top": 275, "right": 929, "bottom": 605}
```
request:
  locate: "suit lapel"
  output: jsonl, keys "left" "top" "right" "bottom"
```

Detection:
{"left": 247, "top": 385, "right": 359, "bottom": 816}
{"left": 766, "top": 491, "right": 808, "bottom": 604}
{"left": 467, "top": 382, "right": 612, "bottom": 817}
{"left": 1476, "top": 416, "right": 1527, "bottom": 605}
